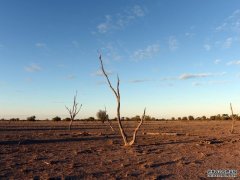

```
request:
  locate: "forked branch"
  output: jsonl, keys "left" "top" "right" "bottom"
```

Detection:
{"left": 128, "top": 108, "right": 146, "bottom": 146}
{"left": 99, "top": 54, "right": 146, "bottom": 146}
{"left": 65, "top": 91, "right": 82, "bottom": 130}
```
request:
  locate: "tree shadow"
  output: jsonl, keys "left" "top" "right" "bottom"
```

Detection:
{"left": 0, "top": 127, "right": 108, "bottom": 132}
{"left": 156, "top": 174, "right": 174, "bottom": 179}
{"left": 0, "top": 135, "right": 119, "bottom": 145}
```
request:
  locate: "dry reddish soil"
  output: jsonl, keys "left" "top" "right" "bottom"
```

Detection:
{"left": 0, "top": 120, "right": 239, "bottom": 179}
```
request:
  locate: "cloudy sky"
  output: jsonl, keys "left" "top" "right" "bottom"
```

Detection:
{"left": 0, "top": 0, "right": 240, "bottom": 119}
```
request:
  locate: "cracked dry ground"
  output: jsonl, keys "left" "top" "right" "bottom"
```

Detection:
{"left": 0, "top": 120, "right": 239, "bottom": 179}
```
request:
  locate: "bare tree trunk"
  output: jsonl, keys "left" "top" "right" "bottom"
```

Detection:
{"left": 69, "top": 119, "right": 73, "bottom": 130}
{"left": 230, "top": 103, "right": 235, "bottom": 134}
{"left": 99, "top": 54, "right": 146, "bottom": 146}
{"left": 116, "top": 95, "right": 128, "bottom": 145}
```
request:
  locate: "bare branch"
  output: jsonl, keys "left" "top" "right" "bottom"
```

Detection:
{"left": 128, "top": 108, "right": 146, "bottom": 146}
{"left": 230, "top": 103, "right": 235, "bottom": 134}
{"left": 99, "top": 55, "right": 118, "bottom": 98}
{"left": 65, "top": 91, "right": 82, "bottom": 130}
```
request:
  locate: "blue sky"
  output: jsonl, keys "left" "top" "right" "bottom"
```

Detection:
{"left": 0, "top": 0, "right": 240, "bottom": 119}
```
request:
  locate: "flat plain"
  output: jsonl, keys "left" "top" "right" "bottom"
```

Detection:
{"left": 0, "top": 120, "right": 239, "bottom": 179}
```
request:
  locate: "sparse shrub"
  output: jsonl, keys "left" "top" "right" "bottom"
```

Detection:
{"left": 217, "top": 114, "right": 222, "bottom": 120}
{"left": 10, "top": 118, "right": 19, "bottom": 121}
{"left": 131, "top": 115, "right": 141, "bottom": 121}
{"left": 171, "top": 117, "right": 175, "bottom": 121}
{"left": 201, "top": 116, "right": 207, "bottom": 120}
{"left": 111, "top": 117, "right": 117, "bottom": 121}
{"left": 96, "top": 110, "right": 108, "bottom": 123}
{"left": 210, "top": 116, "right": 216, "bottom": 120}
{"left": 182, "top": 117, "right": 188, "bottom": 121}
{"left": 188, "top": 116, "right": 194, "bottom": 121}
{"left": 87, "top": 117, "right": 95, "bottom": 121}
{"left": 52, "top": 116, "right": 61, "bottom": 121}
{"left": 177, "top": 117, "right": 182, "bottom": 121}
{"left": 222, "top": 114, "right": 230, "bottom": 120}
{"left": 145, "top": 115, "right": 151, "bottom": 121}
{"left": 125, "top": 117, "right": 130, "bottom": 121}
{"left": 27, "top": 116, "right": 36, "bottom": 121}
{"left": 63, "top": 117, "right": 71, "bottom": 121}
{"left": 151, "top": 117, "right": 156, "bottom": 121}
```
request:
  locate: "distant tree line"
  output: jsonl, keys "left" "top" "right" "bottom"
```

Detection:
{"left": 1, "top": 113, "right": 240, "bottom": 121}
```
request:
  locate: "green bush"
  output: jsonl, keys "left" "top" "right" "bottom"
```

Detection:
{"left": 52, "top": 116, "right": 61, "bottom": 121}
{"left": 87, "top": 117, "right": 95, "bottom": 121}
{"left": 188, "top": 116, "right": 194, "bottom": 121}
{"left": 10, "top": 118, "right": 19, "bottom": 121}
{"left": 96, "top": 110, "right": 108, "bottom": 123}
{"left": 27, "top": 116, "right": 36, "bottom": 121}
{"left": 63, "top": 117, "right": 71, "bottom": 121}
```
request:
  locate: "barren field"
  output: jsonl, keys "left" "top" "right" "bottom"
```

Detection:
{"left": 0, "top": 120, "right": 239, "bottom": 179}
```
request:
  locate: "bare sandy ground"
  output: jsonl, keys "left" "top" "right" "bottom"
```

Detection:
{"left": 0, "top": 120, "right": 239, "bottom": 179}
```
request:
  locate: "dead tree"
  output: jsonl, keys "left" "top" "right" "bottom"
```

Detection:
{"left": 99, "top": 54, "right": 146, "bottom": 146}
{"left": 230, "top": 103, "right": 235, "bottom": 134}
{"left": 65, "top": 91, "right": 82, "bottom": 130}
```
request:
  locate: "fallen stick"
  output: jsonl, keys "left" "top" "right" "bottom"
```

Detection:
{"left": 143, "top": 132, "right": 185, "bottom": 136}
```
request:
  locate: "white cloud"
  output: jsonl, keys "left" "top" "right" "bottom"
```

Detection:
{"left": 216, "top": 9, "right": 240, "bottom": 32}
{"left": 132, "top": 5, "right": 145, "bottom": 17}
{"left": 168, "top": 36, "right": 178, "bottom": 51}
{"left": 179, "top": 72, "right": 226, "bottom": 80}
{"left": 223, "top": 37, "right": 233, "bottom": 48}
{"left": 97, "top": 15, "right": 112, "bottom": 33}
{"left": 129, "top": 79, "right": 151, "bottom": 83}
{"left": 132, "top": 44, "right": 160, "bottom": 60}
{"left": 227, "top": 60, "right": 240, "bottom": 65}
{"left": 203, "top": 44, "right": 211, "bottom": 51}
{"left": 97, "top": 5, "right": 146, "bottom": 33}
{"left": 179, "top": 73, "right": 212, "bottom": 80}
{"left": 101, "top": 42, "right": 122, "bottom": 61}
{"left": 214, "top": 59, "right": 221, "bottom": 64}
{"left": 35, "top": 43, "right": 46, "bottom": 48}
{"left": 192, "top": 80, "right": 229, "bottom": 86}
{"left": 24, "top": 64, "right": 42, "bottom": 72}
